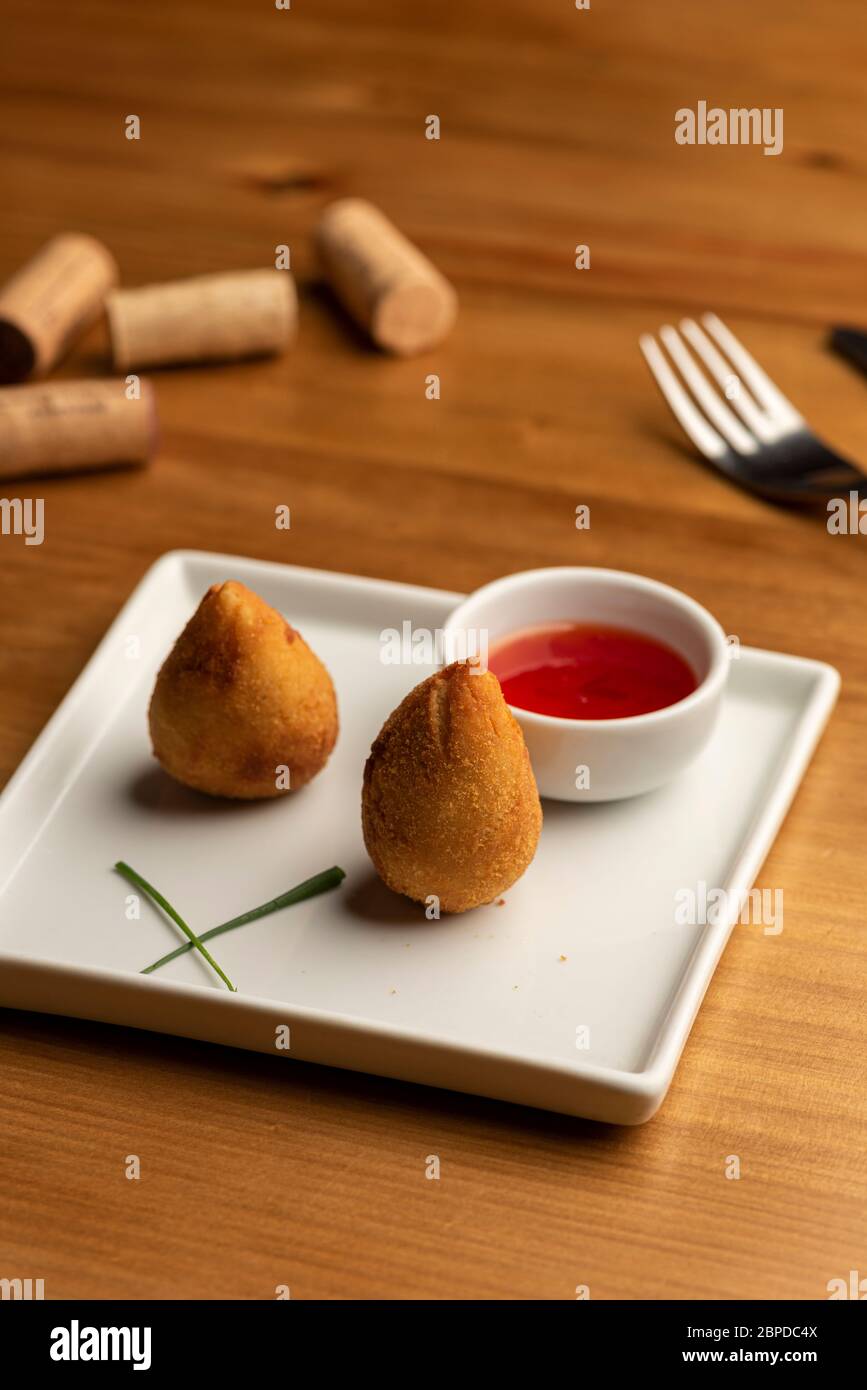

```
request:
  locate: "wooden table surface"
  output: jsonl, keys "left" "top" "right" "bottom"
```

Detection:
{"left": 1, "top": 0, "right": 865, "bottom": 1300}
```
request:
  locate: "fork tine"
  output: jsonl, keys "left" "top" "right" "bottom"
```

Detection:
{"left": 679, "top": 318, "right": 775, "bottom": 442}
{"left": 639, "top": 333, "right": 728, "bottom": 460}
{"left": 701, "top": 313, "right": 805, "bottom": 428}
{"left": 660, "top": 325, "right": 759, "bottom": 455}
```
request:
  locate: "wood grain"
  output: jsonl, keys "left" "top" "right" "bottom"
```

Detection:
{"left": 0, "top": 0, "right": 865, "bottom": 1300}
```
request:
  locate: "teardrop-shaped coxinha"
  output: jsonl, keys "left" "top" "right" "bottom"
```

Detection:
{"left": 362, "top": 661, "right": 542, "bottom": 913}
{"left": 149, "top": 580, "right": 338, "bottom": 799}
{"left": 150, "top": 586, "right": 541, "bottom": 911}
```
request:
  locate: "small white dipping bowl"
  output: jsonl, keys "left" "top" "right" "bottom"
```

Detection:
{"left": 443, "top": 567, "right": 730, "bottom": 802}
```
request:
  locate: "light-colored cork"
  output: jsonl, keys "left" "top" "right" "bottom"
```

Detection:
{"left": 107, "top": 269, "right": 296, "bottom": 371}
{"left": 315, "top": 199, "right": 457, "bottom": 356}
{"left": 0, "top": 233, "right": 119, "bottom": 384}
{"left": 0, "top": 378, "right": 157, "bottom": 479}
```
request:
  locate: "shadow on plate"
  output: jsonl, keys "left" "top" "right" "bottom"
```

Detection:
{"left": 127, "top": 764, "right": 281, "bottom": 819}
{"left": 343, "top": 870, "right": 427, "bottom": 928}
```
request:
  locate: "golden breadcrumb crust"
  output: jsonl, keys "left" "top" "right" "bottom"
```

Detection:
{"left": 149, "top": 580, "right": 338, "bottom": 799}
{"left": 362, "top": 661, "right": 542, "bottom": 912}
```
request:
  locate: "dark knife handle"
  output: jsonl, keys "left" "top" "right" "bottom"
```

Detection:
{"left": 830, "top": 327, "right": 867, "bottom": 377}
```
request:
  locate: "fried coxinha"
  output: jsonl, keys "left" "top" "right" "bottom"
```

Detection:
{"left": 362, "top": 661, "right": 542, "bottom": 913}
{"left": 147, "top": 585, "right": 541, "bottom": 917}
{"left": 149, "top": 580, "right": 338, "bottom": 798}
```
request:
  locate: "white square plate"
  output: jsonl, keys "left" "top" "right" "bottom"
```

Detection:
{"left": 0, "top": 551, "right": 839, "bottom": 1123}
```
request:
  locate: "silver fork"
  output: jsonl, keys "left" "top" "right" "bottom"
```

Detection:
{"left": 640, "top": 312, "right": 867, "bottom": 503}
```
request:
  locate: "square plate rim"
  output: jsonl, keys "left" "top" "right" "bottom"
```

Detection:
{"left": 0, "top": 548, "right": 842, "bottom": 1120}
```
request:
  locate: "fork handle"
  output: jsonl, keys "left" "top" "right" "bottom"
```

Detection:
{"left": 830, "top": 327, "right": 867, "bottom": 378}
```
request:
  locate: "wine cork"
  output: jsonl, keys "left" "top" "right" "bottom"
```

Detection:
{"left": 315, "top": 198, "right": 457, "bottom": 356}
{"left": 107, "top": 269, "right": 296, "bottom": 370}
{"left": 0, "top": 379, "right": 157, "bottom": 479}
{"left": 0, "top": 233, "right": 119, "bottom": 384}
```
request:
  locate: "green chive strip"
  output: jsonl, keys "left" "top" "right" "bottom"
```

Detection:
{"left": 140, "top": 866, "right": 346, "bottom": 976}
{"left": 115, "top": 860, "right": 236, "bottom": 993}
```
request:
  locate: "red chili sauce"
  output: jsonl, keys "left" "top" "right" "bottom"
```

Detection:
{"left": 488, "top": 622, "right": 698, "bottom": 720}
